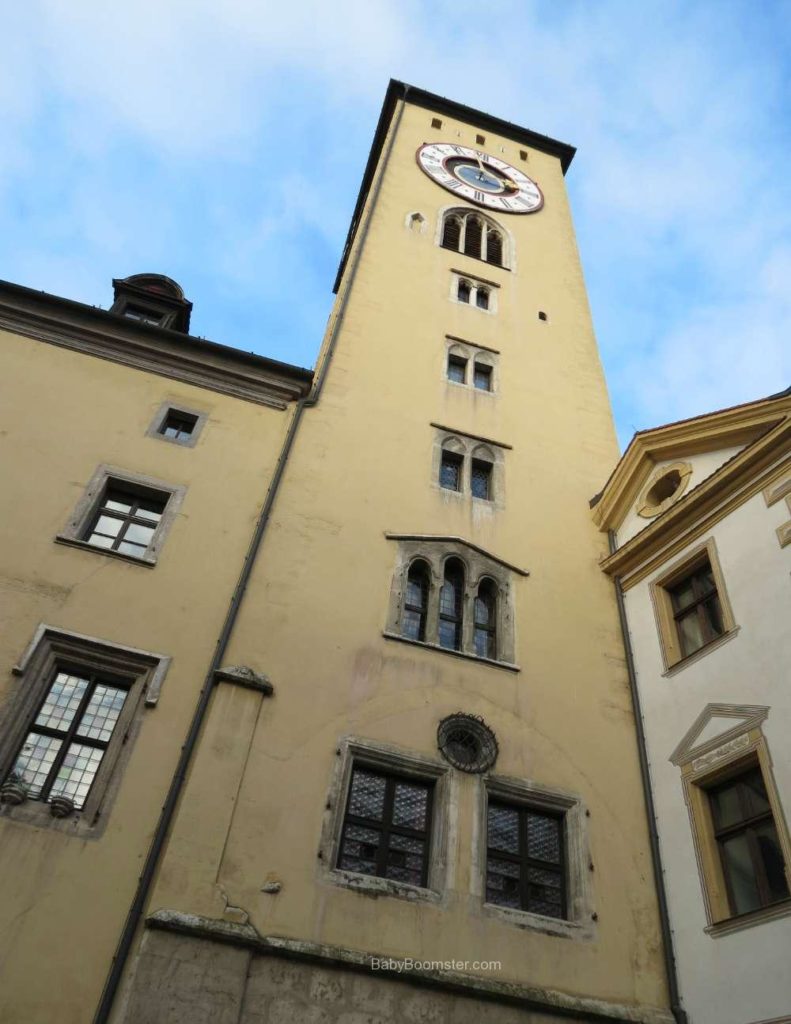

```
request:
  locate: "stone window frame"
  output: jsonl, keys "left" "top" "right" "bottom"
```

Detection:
{"left": 146, "top": 401, "right": 208, "bottom": 448}
{"left": 650, "top": 537, "right": 738, "bottom": 673}
{"left": 450, "top": 271, "right": 497, "bottom": 315}
{"left": 636, "top": 460, "right": 692, "bottom": 519}
{"left": 438, "top": 207, "right": 511, "bottom": 270}
{"left": 436, "top": 203, "right": 517, "bottom": 273}
{"left": 444, "top": 336, "right": 499, "bottom": 396}
{"left": 431, "top": 426, "right": 507, "bottom": 509}
{"left": 383, "top": 535, "right": 524, "bottom": 670}
{"left": 318, "top": 736, "right": 457, "bottom": 905}
{"left": 56, "top": 464, "right": 187, "bottom": 568}
{"left": 670, "top": 705, "right": 791, "bottom": 937}
{"left": 473, "top": 772, "right": 595, "bottom": 941}
{"left": 0, "top": 625, "right": 170, "bottom": 838}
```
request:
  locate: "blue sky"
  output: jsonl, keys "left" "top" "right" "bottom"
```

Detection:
{"left": 2, "top": 1, "right": 789, "bottom": 448}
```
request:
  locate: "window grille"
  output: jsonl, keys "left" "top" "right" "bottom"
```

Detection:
{"left": 474, "top": 580, "right": 497, "bottom": 659}
{"left": 486, "top": 231, "right": 503, "bottom": 266}
{"left": 442, "top": 216, "right": 462, "bottom": 251}
{"left": 464, "top": 217, "right": 483, "bottom": 260}
{"left": 84, "top": 488, "right": 165, "bottom": 559}
{"left": 403, "top": 561, "right": 430, "bottom": 642}
{"left": 439, "top": 559, "right": 464, "bottom": 651}
{"left": 337, "top": 766, "right": 433, "bottom": 887}
{"left": 471, "top": 459, "right": 492, "bottom": 500}
{"left": 486, "top": 802, "right": 566, "bottom": 918}
{"left": 440, "top": 451, "right": 463, "bottom": 491}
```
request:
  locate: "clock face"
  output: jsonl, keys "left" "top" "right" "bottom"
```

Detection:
{"left": 416, "top": 143, "right": 543, "bottom": 214}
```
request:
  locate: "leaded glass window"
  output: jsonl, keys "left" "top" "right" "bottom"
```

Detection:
{"left": 486, "top": 801, "right": 566, "bottom": 918}
{"left": 668, "top": 560, "right": 724, "bottom": 657}
{"left": 471, "top": 459, "right": 492, "bottom": 500}
{"left": 440, "top": 451, "right": 463, "bottom": 491}
{"left": 708, "top": 767, "right": 790, "bottom": 916}
{"left": 337, "top": 766, "right": 433, "bottom": 887}
{"left": 5, "top": 670, "right": 128, "bottom": 810}
{"left": 403, "top": 561, "right": 430, "bottom": 642}
{"left": 84, "top": 487, "right": 165, "bottom": 558}
{"left": 439, "top": 559, "right": 464, "bottom": 651}
{"left": 474, "top": 579, "right": 497, "bottom": 659}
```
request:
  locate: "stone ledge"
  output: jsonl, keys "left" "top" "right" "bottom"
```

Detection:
{"left": 146, "top": 909, "right": 674, "bottom": 1024}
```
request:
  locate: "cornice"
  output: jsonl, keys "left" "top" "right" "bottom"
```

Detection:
{"left": 592, "top": 398, "right": 789, "bottom": 530}
{"left": 385, "top": 532, "right": 529, "bottom": 576}
{"left": 600, "top": 418, "right": 791, "bottom": 587}
{"left": 0, "top": 281, "right": 312, "bottom": 409}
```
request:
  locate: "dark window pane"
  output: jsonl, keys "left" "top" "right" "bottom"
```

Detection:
{"left": 476, "top": 288, "right": 489, "bottom": 310}
{"left": 464, "top": 217, "right": 483, "bottom": 260}
{"left": 488, "top": 804, "right": 519, "bottom": 853}
{"left": 526, "top": 866, "right": 564, "bottom": 918}
{"left": 442, "top": 216, "right": 461, "bottom": 251}
{"left": 440, "top": 452, "right": 463, "bottom": 491}
{"left": 347, "top": 769, "right": 386, "bottom": 821}
{"left": 721, "top": 832, "right": 762, "bottom": 915}
{"left": 438, "top": 618, "right": 461, "bottom": 650}
{"left": 755, "top": 821, "right": 791, "bottom": 903}
{"left": 160, "top": 411, "right": 198, "bottom": 440}
{"left": 386, "top": 833, "right": 424, "bottom": 885}
{"left": 702, "top": 594, "right": 723, "bottom": 637}
{"left": 486, "top": 230, "right": 503, "bottom": 266}
{"left": 457, "top": 280, "right": 471, "bottom": 303}
{"left": 486, "top": 856, "right": 520, "bottom": 909}
{"left": 473, "top": 363, "right": 492, "bottom": 391}
{"left": 339, "top": 823, "right": 380, "bottom": 875}
{"left": 474, "top": 628, "right": 496, "bottom": 659}
{"left": 741, "top": 770, "right": 772, "bottom": 818}
{"left": 401, "top": 609, "right": 423, "bottom": 641}
{"left": 527, "top": 813, "right": 561, "bottom": 864}
{"left": 447, "top": 355, "right": 467, "bottom": 383}
{"left": 710, "top": 781, "right": 744, "bottom": 830}
{"left": 471, "top": 460, "right": 492, "bottom": 500}
{"left": 677, "top": 609, "right": 706, "bottom": 656}
{"left": 392, "top": 782, "right": 429, "bottom": 830}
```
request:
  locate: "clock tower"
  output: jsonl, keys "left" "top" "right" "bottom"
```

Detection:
{"left": 108, "top": 81, "right": 676, "bottom": 1024}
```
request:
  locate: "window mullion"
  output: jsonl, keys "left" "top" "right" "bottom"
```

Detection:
{"left": 41, "top": 674, "right": 98, "bottom": 799}
{"left": 378, "top": 777, "right": 396, "bottom": 878}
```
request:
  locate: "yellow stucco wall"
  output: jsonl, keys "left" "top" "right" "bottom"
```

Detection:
{"left": 0, "top": 328, "right": 297, "bottom": 1024}
{"left": 144, "top": 99, "right": 669, "bottom": 1014}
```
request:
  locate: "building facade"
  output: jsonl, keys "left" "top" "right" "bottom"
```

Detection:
{"left": 594, "top": 392, "right": 791, "bottom": 1024}
{"left": 0, "top": 83, "right": 678, "bottom": 1023}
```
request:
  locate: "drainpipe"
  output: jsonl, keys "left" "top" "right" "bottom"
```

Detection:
{"left": 609, "top": 531, "right": 688, "bottom": 1024}
{"left": 93, "top": 88, "right": 409, "bottom": 1024}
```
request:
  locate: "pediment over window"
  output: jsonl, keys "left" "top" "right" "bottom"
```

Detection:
{"left": 669, "top": 703, "right": 769, "bottom": 767}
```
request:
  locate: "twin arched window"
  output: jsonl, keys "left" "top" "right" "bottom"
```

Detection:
{"left": 403, "top": 557, "right": 498, "bottom": 660}
{"left": 442, "top": 210, "right": 506, "bottom": 268}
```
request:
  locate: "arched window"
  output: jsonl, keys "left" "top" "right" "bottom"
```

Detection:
{"left": 474, "top": 579, "right": 497, "bottom": 659}
{"left": 440, "top": 209, "right": 508, "bottom": 268}
{"left": 402, "top": 560, "right": 430, "bottom": 642}
{"left": 457, "top": 279, "right": 471, "bottom": 304}
{"left": 439, "top": 559, "right": 465, "bottom": 651}
{"left": 476, "top": 287, "right": 490, "bottom": 311}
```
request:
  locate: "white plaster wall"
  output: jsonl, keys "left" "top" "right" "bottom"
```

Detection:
{"left": 617, "top": 447, "right": 745, "bottom": 547}
{"left": 623, "top": 487, "right": 791, "bottom": 1024}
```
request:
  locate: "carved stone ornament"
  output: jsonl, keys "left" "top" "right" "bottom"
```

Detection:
{"left": 437, "top": 713, "right": 499, "bottom": 773}
{"left": 0, "top": 780, "right": 28, "bottom": 805}
{"left": 49, "top": 795, "right": 75, "bottom": 818}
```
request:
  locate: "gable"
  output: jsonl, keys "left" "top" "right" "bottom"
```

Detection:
{"left": 669, "top": 703, "right": 769, "bottom": 767}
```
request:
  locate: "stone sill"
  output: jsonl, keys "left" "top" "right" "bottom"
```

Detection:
{"left": 662, "top": 626, "right": 740, "bottom": 678}
{"left": 482, "top": 900, "right": 594, "bottom": 942}
{"left": 327, "top": 868, "right": 442, "bottom": 905}
{"left": 382, "top": 631, "right": 520, "bottom": 672}
{"left": 55, "top": 535, "right": 156, "bottom": 567}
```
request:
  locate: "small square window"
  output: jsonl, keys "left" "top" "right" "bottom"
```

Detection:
{"left": 476, "top": 134, "right": 485, "bottom": 145}
{"left": 56, "top": 465, "right": 186, "bottom": 567}
{"left": 431, "top": 117, "right": 442, "bottom": 129}
{"left": 447, "top": 354, "right": 467, "bottom": 384}
{"left": 440, "top": 451, "right": 463, "bottom": 491}
{"left": 337, "top": 765, "right": 433, "bottom": 888}
{"left": 473, "top": 363, "right": 492, "bottom": 391}
{"left": 486, "top": 801, "right": 567, "bottom": 919}
{"left": 159, "top": 410, "right": 198, "bottom": 442}
{"left": 471, "top": 459, "right": 492, "bottom": 500}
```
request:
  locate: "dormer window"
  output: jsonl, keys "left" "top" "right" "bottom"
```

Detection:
{"left": 110, "top": 274, "right": 193, "bottom": 333}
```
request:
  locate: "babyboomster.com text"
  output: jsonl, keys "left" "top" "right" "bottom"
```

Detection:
{"left": 370, "top": 958, "right": 502, "bottom": 973}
